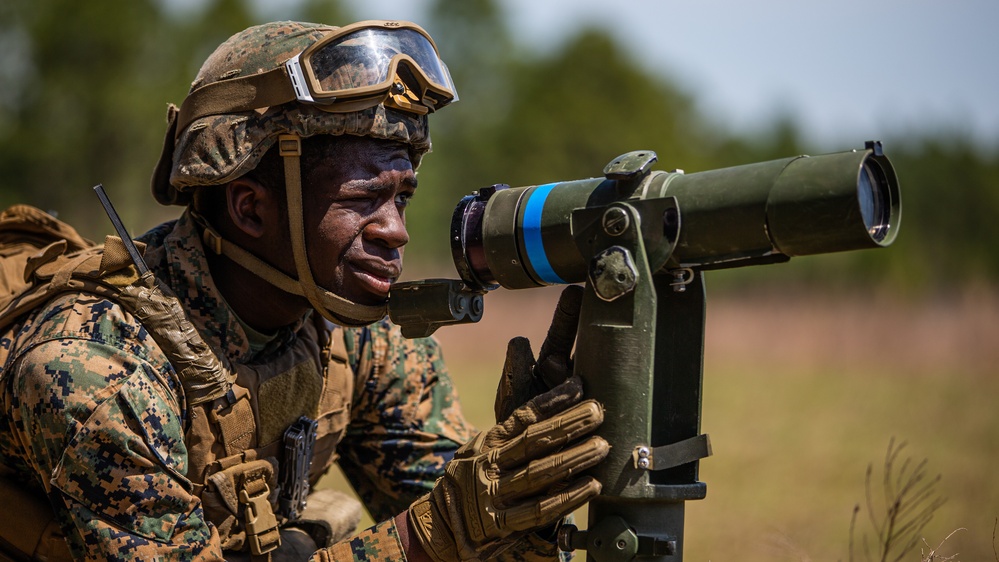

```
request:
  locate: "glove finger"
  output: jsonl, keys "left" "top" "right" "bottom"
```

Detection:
{"left": 493, "top": 399, "right": 604, "bottom": 470}
{"left": 535, "top": 285, "right": 583, "bottom": 389}
{"left": 494, "top": 435, "right": 610, "bottom": 506}
{"left": 495, "top": 336, "right": 540, "bottom": 422}
{"left": 487, "top": 376, "right": 585, "bottom": 447}
{"left": 530, "top": 374, "right": 585, "bottom": 421}
{"left": 498, "top": 475, "right": 603, "bottom": 533}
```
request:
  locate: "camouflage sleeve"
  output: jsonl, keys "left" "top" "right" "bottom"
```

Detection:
{"left": 3, "top": 300, "right": 223, "bottom": 560}
{"left": 337, "top": 320, "right": 475, "bottom": 522}
{"left": 309, "top": 518, "right": 404, "bottom": 561}
{"left": 495, "top": 532, "right": 568, "bottom": 562}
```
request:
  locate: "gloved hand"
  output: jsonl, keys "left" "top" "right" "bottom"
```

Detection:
{"left": 495, "top": 285, "right": 583, "bottom": 422}
{"left": 407, "top": 376, "right": 609, "bottom": 562}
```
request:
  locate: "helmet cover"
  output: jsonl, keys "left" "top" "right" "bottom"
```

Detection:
{"left": 152, "top": 21, "right": 432, "bottom": 206}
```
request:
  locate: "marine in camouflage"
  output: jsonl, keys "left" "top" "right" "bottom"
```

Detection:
{"left": 0, "top": 18, "right": 575, "bottom": 561}
{"left": 0, "top": 210, "right": 474, "bottom": 560}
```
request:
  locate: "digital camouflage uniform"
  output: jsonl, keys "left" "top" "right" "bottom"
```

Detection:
{"left": 0, "top": 19, "right": 589, "bottom": 562}
{"left": 0, "top": 210, "right": 474, "bottom": 560}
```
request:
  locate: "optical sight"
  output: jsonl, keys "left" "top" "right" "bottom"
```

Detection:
{"left": 451, "top": 141, "right": 899, "bottom": 292}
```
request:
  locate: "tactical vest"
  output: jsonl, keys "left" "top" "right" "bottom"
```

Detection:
{"left": 187, "top": 313, "right": 354, "bottom": 555}
{"left": 0, "top": 205, "right": 358, "bottom": 561}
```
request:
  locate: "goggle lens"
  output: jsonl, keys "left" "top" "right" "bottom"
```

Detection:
{"left": 306, "top": 27, "right": 456, "bottom": 107}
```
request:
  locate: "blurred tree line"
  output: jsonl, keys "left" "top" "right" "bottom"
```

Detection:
{"left": 1, "top": 0, "right": 996, "bottom": 294}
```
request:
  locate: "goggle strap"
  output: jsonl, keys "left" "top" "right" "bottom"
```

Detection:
{"left": 176, "top": 67, "right": 296, "bottom": 140}
{"left": 280, "top": 133, "right": 386, "bottom": 326}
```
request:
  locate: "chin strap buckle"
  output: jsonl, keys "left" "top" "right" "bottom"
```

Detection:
{"left": 278, "top": 134, "right": 302, "bottom": 157}
{"left": 189, "top": 210, "right": 224, "bottom": 255}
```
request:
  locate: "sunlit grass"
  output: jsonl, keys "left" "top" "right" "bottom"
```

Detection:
{"left": 687, "top": 362, "right": 996, "bottom": 562}
{"left": 432, "top": 360, "right": 997, "bottom": 561}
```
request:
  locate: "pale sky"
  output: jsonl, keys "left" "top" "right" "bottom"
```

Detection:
{"left": 335, "top": 0, "right": 999, "bottom": 151}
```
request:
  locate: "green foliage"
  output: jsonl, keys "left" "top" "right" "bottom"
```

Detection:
{"left": 1, "top": 0, "right": 996, "bottom": 292}
{"left": 889, "top": 135, "right": 999, "bottom": 285}
{"left": 1, "top": 0, "right": 172, "bottom": 227}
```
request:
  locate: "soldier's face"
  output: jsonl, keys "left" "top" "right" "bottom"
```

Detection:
{"left": 302, "top": 136, "right": 416, "bottom": 306}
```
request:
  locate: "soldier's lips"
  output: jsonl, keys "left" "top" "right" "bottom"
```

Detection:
{"left": 350, "top": 263, "right": 398, "bottom": 297}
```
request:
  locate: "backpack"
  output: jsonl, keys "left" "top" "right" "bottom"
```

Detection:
{"left": 0, "top": 204, "right": 235, "bottom": 404}
{"left": 0, "top": 204, "right": 96, "bottom": 328}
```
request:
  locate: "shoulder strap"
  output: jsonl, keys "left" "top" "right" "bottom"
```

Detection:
{"left": 113, "top": 270, "right": 237, "bottom": 406}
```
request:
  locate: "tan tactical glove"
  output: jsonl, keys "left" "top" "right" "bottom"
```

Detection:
{"left": 408, "top": 376, "right": 609, "bottom": 561}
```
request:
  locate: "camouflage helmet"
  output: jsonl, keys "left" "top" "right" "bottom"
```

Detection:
{"left": 151, "top": 21, "right": 433, "bottom": 206}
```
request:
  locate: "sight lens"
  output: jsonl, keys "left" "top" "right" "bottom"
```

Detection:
{"left": 858, "top": 158, "right": 891, "bottom": 242}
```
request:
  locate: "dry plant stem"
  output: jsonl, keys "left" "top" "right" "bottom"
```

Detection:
{"left": 919, "top": 528, "right": 964, "bottom": 562}
{"left": 850, "top": 438, "right": 946, "bottom": 562}
{"left": 992, "top": 517, "right": 998, "bottom": 562}
{"left": 849, "top": 504, "right": 861, "bottom": 562}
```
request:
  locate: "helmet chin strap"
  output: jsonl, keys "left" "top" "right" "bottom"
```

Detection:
{"left": 192, "top": 134, "right": 388, "bottom": 328}
{"left": 277, "top": 133, "right": 388, "bottom": 326}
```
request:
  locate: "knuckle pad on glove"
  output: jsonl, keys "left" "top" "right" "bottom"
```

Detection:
{"left": 494, "top": 399, "right": 603, "bottom": 468}
{"left": 500, "top": 474, "right": 602, "bottom": 533}
{"left": 539, "top": 476, "right": 602, "bottom": 517}
{"left": 494, "top": 435, "right": 610, "bottom": 505}
{"left": 410, "top": 372, "right": 607, "bottom": 561}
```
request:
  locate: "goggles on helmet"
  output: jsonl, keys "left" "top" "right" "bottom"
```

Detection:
{"left": 175, "top": 20, "right": 457, "bottom": 138}
{"left": 288, "top": 21, "right": 457, "bottom": 111}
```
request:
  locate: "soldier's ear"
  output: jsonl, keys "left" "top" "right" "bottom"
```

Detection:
{"left": 225, "top": 177, "right": 281, "bottom": 239}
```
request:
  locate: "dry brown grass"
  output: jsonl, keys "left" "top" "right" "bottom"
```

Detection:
{"left": 430, "top": 286, "right": 999, "bottom": 561}
{"left": 436, "top": 285, "right": 999, "bottom": 380}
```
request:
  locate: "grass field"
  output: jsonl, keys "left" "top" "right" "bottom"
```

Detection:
{"left": 324, "top": 285, "right": 999, "bottom": 561}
